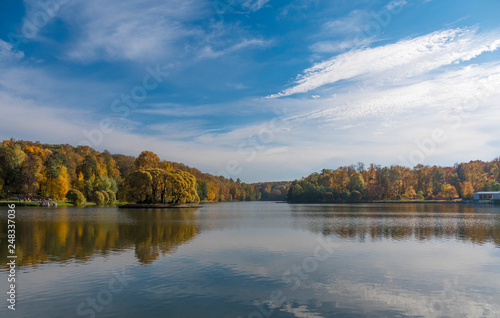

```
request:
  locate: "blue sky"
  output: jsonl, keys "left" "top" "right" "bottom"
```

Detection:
{"left": 1, "top": 0, "right": 500, "bottom": 182}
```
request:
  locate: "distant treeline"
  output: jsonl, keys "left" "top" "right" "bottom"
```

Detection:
{"left": 10, "top": 139, "right": 495, "bottom": 205}
{"left": 0, "top": 139, "right": 288, "bottom": 204}
{"left": 287, "top": 160, "right": 500, "bottom": 203}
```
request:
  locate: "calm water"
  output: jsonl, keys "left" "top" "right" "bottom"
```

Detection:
{"left": 1, "top": 202, "right": 500, "bottom": 318}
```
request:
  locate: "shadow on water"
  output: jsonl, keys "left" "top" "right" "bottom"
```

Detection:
{"left": 0, "top": 207, "right": 201, "bottom": 270}
{"left": 289, "top": 203, "right": 500, "bottom": 247}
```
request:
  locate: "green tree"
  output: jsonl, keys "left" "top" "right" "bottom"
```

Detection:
{"left": 66, "top": 189, "right": 85, "bottom": 206}
{"left": 349, "top": 190, "right": 362, "bottom": 202}
{"left": 120, "top": 168, "right": 199, "bottom": 204}
{"left": 100, "top": 190, "right": 110, "bottom": 204}
{"left": 106, "top": 190, "right": 116, "bottom": 204}
{"left": 120, "top": 170, "right": 153, "bottom": 203}
{"left": 348, "top": 172, "right": 367, "bottom": 194}
{"left": 91, "top": 191, "right": 106, "bottom": 205}
{"left": 0, "top": 143, "right": 26, "bottom": 194}
{"left": 341, "top": 189, "right": 351, "bottom": 201}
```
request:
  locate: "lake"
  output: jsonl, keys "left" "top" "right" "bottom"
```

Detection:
{"left": 1, "top": 202, "right": 500, "bottom": 318}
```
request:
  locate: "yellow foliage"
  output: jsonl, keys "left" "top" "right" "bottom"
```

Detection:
{"left": 441, "top": 184, "right": 458, "bottom": 200}
{"left": 48, "top": 166, "right": 70, "bottom": 200}
{"left": 404, "top": 186, "right": 417, "bottom": 199}
{"left": 135, "top": 151, "right": 161, "bottom": 169}
{"left": 460, "top": 181, "right": 475, "bottom": 199}
{"left": 75, "top": 172, "right": 85, "bottom": 192}
{"left": 207, "top": 187, "right": 216, "bottom": 201}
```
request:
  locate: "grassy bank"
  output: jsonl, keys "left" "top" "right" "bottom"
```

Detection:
{"left": 118, "top": 203, "right": 202, "bottom": 209}
{"left": 0, "top": 201, "right": 41, "bottom": 207}
{"left": 0, "top": 201, "right": 128, "bottom": 207}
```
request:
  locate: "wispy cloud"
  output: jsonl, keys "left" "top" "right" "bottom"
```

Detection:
{"left": 310, "top": 39, "right": 372, "bottom": 54}
{"left": 29, "top": 0, "right": 274, "bottom": 63}
{"left": 268, "top": 27, "right": 500, "bottom": 98}
{"left": 322, "top": 10, "right": 371, "bottom": 36}
{"left": 289, "top": 63, "right": 500, "bottom": 122}
{"left": 385, "top": 0, "right": 407, "bottom": 11}
{"left": 241, "top": 0, "right": 271, "bottom": 12}
{"left": 55, "top": 0, "right": 208, "bottom": 62}
{"left": 0, "top": 40, "right": 24, "bottom": 60}
{"left": 198, "top": 38, "right": 272, "bottom": 59}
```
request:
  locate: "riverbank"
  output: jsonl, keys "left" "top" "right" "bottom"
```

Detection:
{"left": 0, "top": 201, "right": 41, "bottom": 207}
{"left": 0, "top": 201, "right": 127, "bottom": 207}
{"left": 118, "top": 203, "right": 202, "bottom": 209}
{"left": 286, "top": 199, "right": 468, "bottom": 204}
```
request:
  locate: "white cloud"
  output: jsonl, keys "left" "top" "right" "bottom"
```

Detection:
{"left": 54, "top": 0, "right": 208, "bottom": 62}
{"left": 268, "top": 27, "right": 500, "bottom": 98}
{"left": 198, "top": 39, "right": 272, "bottom": 59}
{"left": 310, "top": 39, "right": 372, "bottom": 54}
{"left": 21, "top": 0, "right": 69, "bottom": 41}
{"left": 241, "top": 0, "right": 271, "bottom": 12}
{"left": 133, "top": 59, "right": 500, "bottom": 178}
{"left": 0, "top": 91, "right": 90, "bottom": 142}
{"left": 385, "top": 0, "right": 408, "bottom": 11}
{"left": 26, "top": 0, "right": 273, "bottom": 63}
{"left": 291, "top": 63, "right": 500, "bottom": 122}
{"left": 0, "top": 40, "right": 24, "bottom": 60}
{"left": 322, "top": 10, "right": 370, "bottom": 36}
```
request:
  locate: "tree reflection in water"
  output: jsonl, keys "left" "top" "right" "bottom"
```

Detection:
{"left": 0, "top": 207, "right": 200, "bottom": 269}
{"left": 290, "top": 204, "right": 500, "bottom": 246}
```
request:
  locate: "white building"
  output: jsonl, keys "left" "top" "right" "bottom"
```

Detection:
{"left": 474, "top": 191, "right": 500, "bottom": 201}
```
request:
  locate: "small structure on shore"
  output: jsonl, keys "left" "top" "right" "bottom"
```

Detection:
{"left": 474, "top": 191, "right": 500, "bottom": 202}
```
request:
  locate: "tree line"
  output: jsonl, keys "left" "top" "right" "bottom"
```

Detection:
{"left": 287, "top": 160, "right": 500, "bottom": 203}
{"left": 11, "top": 139, "right": 497, "bottom": 205}
{"left": 0, "top": 139, "right": 286, "bottom": 205}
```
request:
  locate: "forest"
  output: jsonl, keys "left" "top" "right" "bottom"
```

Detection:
{"left": 287, "top": 161, "right": 500, "bottom": 203}
{"left": 0, "top": 139, "right": 287, "bottom": 205}
{"left": 2, "top": 139, "right": 498, "bottom": 205}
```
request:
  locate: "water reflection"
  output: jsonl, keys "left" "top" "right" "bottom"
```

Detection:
{"left": 123, "top": 209, "right": 199, "bottom": 264}
{"left": 0, "top": 207, "right": 200, "bottom": 269}
{"left": 290, "top": 203, "right": 500, "bottom": 246}
{"left": 2, "top": 203, "right": 500, "bottom": 271}
{"left": 0, "top": 203, "right": 499, "bottom": 318}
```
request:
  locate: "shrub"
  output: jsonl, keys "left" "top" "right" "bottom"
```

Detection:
{"left": 349, "top": 190, "right": 362, "bottom": 202}
{"left": 341, "top": 189, "right": 351, "bottom": 201}
{"left": 66, "top": 189, "right": 85, "bottom": 206}
{"left": 106, "top": 190, "right": 116, "bottom": 204}
{"left": 100, "top": 190, "right": 110, "bottom": 204}
{"left": 91, "top": 191, "right": 106, "bottom": 205}
{"left": 417, "top": 191, "right": 424, "bottom": 200}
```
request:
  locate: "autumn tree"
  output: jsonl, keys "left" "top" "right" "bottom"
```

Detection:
{"left": 47, "top": 166, "right": 70, "bottom": 200}
{"left": 403, "top": 186, "right": 417, "bottom": 200}
{"left": 120, "top": 168, "right": 199, "bottom": 204}
{"left": 347, "top": 172, "right": 367, "bottom": 194}
{"left": 21, "top": 152, "right": 44, "bottom": 195}
{"left": 119, "top": 170, "right": 153, "bottom": 203}
{"left": 459, "top": 181, "right": 475, "bottom": 199}
{"left": 135, "top": 151, "right": 161, "bottom": 170}
{"left": 441, "top": 184, "right": 458, "bottom": 200}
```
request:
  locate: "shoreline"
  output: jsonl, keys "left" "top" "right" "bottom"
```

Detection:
{"left": 284, "top": 199, "right": 486, "bottom": 205}
{"left": 118, "top": 203, "right": 202, "bottom": 209}
{"left": 0, "top": 200, "right": 489, "bottom": 208}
